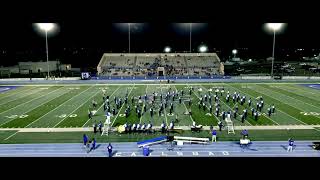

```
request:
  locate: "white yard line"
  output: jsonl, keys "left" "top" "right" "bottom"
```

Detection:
{"left": 262, "top": 114, "right": 280, "bottom": 125}
{"left": 0, "top": 86, "right": 39, "bottom": 104}
{"left": 250, "top": 86, "right": 319, "bottom": 123}
{"left": 2, "top": 124, "right": 320, "bottom": 132}
{"left": 172, "top": 85, "right": 194, "bottom": 124}
{"left": 188, "top": 84, "right": 221, "bottom": 123}
{"left": 53, "top": 88, "right": 100, "bottom": 128}
{"left": 257, "top": 84, "right": 320, "bottom": 111}
{"left": 139, "top": 85, "right": 149, "bottom": 124}
{"left": 82, "top": 86, "right": 120, "bottom": 127}
{"left": 0, "top": 87, "right": 66, "bottom": 127}
{"left": 313, "top": 127, "right": 320, "bottom": 133}
{"left": 277, "top": 85, "right": 320, "bottom": 98}
{"left": 0, "top": 86, "right": 63, "bottom": 115}
{"left": 4, "top": 131, "right": 19, "bottom": 141}
{"left": 200, "top": 84, "right": 253, "bottom": 126}
{"left": 229, "top": 83, "right": 308, "bottom": 125}
{"left": 160, "top": 84, "right": 168, "bottom": 125}
{"left": 111, "top": 85, "right": 135, "bottom": 127}
{"left": 24, "top": 87, "right": 93, "bottom": 128}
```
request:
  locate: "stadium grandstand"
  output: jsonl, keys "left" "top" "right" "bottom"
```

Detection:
{"left": 97, "top": 53, "right": 224, "bottom": 78}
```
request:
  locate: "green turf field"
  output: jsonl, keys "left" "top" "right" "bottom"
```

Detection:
{"left": 1, "top": 82, "right": 320, "bottom": 143}
{"left": 1, "top": 83, "right": 320, "bottom": 129}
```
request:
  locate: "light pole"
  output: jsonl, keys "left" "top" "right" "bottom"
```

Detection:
{"left": 266, "top": 23, "right": 284, "bottom": 77}
{"left": 190, "top": 23, "right": 192, "bottom": 53}
{"left": 128, "top": 23, "right": 131, "bottom": 53}
{"left": 34, "top": 23, "right": 57, "bottom": 79}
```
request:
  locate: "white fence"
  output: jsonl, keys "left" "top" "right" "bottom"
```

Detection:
{"left": 0, "top": 77, "right": 81, "bottom": 81}
{"left": 233, "top": 76, "right": 320, "bottom": 80}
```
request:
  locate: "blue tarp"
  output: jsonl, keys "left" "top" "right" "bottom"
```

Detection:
{"left": 137, "top": 136, "right": 167, "bottom": 146}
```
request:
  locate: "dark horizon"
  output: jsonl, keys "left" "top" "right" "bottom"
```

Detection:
{"left": 1, "top": 1, "right": 320, "bottom": 68}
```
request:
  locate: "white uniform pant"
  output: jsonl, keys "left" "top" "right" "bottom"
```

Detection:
{"left": 287, "top": 145, "right": 293, "bottom": 152}
{"left": 212, "top": 135, "right": 216, "bottom": 142}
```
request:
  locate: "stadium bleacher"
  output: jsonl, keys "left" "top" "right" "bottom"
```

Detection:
{"left": 97, "top": 53, "right": 224, "bottom": 77}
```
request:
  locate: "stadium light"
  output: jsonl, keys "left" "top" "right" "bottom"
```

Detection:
{"left": 33, "top": 23, "right": 58, "bottom": 79}
{"left": 265, "top": 23, "right": 286, "bottom": 77}
{"left": 164, "top": 47, "right": 171, "bottom": 53}
{"left": 199, "top": 45, "right": 208, "bottom": 53}
{"left": 266, "top": 23, "right": 283, "bottom": 31}
{"left": 232, "top": 49, "right": 238, "bottom": 58}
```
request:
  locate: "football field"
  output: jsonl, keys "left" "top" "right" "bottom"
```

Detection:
{"left": 1, "top": 82, "right": 320, "bottom": 144}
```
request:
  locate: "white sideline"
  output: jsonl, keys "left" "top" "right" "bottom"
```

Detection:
{"left": 1, "top": 125, "right": 320, "bottom": 133}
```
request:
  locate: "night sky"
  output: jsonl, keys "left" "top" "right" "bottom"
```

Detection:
{"left": 0, "top": 2, "right": 319, "bottom": 68}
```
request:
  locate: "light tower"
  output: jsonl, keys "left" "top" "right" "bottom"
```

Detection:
{"left": 34, "top": 23, "right": 58, "bottom": 79}
{"left": 265, "top": 23, "right": 285, "bottom": 77}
